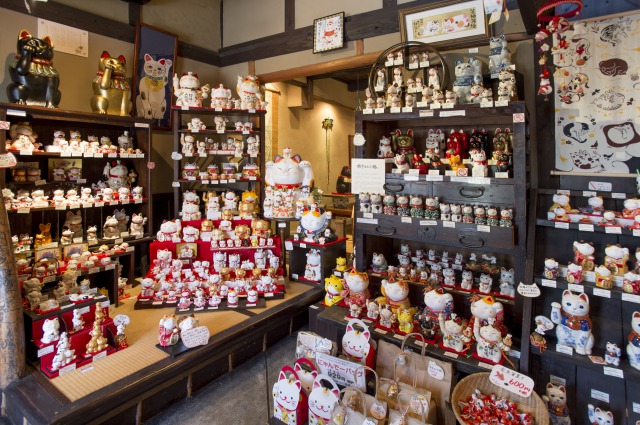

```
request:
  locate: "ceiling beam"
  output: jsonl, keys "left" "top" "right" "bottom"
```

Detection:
{"left": 516, "top": 0, "right": 542, "bottom": 35}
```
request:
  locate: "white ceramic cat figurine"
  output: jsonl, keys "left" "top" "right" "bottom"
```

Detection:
{"left": 627, "top": 311, "right": 640, "bottom": 370}
{"left": 542, "top": 383, "right": 571, "bottom": 425}
{"left": 273, "top": 368, "right": 303, "bottom": 425}
{"left": 588, "top": 404, "right": 614, "bottom": 425}
{"left": 474, "top": 318, "right": 511, "bottom": 363}
{"left": 308, "top": 374, "right": 339, "bottom": 425}
{"left": 136, "top": 54, "right": 172, "bottom": 119}
{"left": 551, "top": 290, "right": 595, "bottom": 355}
{"left": 341, "top": 318, "right": 371, "bottom": 363}
{"left": 439, "top": 313, "right": 469, "bottom": 353}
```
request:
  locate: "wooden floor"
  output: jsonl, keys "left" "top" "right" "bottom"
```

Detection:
{"left": 4, "top": 281, "right": 323, "bottom": 425}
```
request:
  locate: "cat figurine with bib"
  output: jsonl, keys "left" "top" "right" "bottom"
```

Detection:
{"left": 91, "top": 51, "right": 132, "bottom": 116}
{"left": 551, "top": 290, "right": 595, "bottom": 355}
{"left": 7, "top": 30, "right": 61, "bottom": 107}
{"left": 136, "top": 54, "right": 172, "bottom": 119}
{"left": 543, "top": 383, "right": 571, "bottom": 425}
{"left": 452, "top": 57, "right": 482, "bottom": 103}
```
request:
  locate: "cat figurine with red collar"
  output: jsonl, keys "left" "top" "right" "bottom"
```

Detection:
{"left": 308, "top": 374, "right": 339, "bottom": 425}
{"left": 551, "top": 290, "right": 595, "bottom": 355}
{"left": 272, "top": 366, "right": 307, "bottom": 425}
{"left": 341, "top": 318, "right": 375, "bottom": 367}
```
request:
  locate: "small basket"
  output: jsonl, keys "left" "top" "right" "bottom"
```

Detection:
{"left": 332, "top": 197, "right": 351, "bottom": 209}
{"left": 451, "top": 372, "right": 549, "bottom": 425}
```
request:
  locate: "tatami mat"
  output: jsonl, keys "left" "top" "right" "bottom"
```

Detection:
{"left": 49, "top": 281, "right": 314, "bottom": 401}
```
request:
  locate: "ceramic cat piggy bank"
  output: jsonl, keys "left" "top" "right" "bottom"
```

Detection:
{"left": 343, "top": 268, "right": 370, "bottom": 308}
{"left": 173, "top": 72, "right": 210, "bottom": 107}
{"left": 324, "top": 275, "right": 344, "bottom": 307}
{"left": 380, "top": 278, "right": 411, "bottom": 313}
{"left": 604, "top": 244, "right": 629, "bottom": 276}
{"left": 298, "top": 206, "right": 331, "bottom": 243}
{"left": 544, "top": 258, "right": 559, "bottom": 279}
{"left": 595, "top": 265, "right": 612, "bottom": 289}
{"left": 7, "top": 30, "right": 61, "bottom": 107}
{"left": 551, "top": 290, "right": 595, "bottom": 355}
{"left": 573, "top": 241, "right": 595, "bottom": 271}
{"left": 236, "top": 74, "right": 261, "bottom": 110}
{"left": 566, "top": 262, "right": 583, "bottom": 284}
{"left": 91, "top": 51, "right": 132, "bottom": 116}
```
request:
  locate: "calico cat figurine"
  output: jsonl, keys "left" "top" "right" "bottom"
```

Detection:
{"left": 7, "top": 30, "right": 61, "bottom": 108}
{"left": 91, "top": 51, "right": 132, "bottom": 116}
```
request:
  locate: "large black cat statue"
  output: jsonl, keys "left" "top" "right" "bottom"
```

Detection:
{"left": 7, "top": 30, "right": 61, "bottom": 108}
{"left": 336, "top": 165, "right": 352, "bottom": 194}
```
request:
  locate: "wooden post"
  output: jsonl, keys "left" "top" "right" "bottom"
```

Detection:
{"left": 0, "top": 190, "right": 25, "bottom": 392}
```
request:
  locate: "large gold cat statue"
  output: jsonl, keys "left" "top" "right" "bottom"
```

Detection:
{"left": 90, "top": 51, "right": 132, "bottom": 116}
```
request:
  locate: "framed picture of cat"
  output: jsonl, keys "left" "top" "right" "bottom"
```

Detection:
{"left": 132, "top": 23, "right": 178, "bottom": 130}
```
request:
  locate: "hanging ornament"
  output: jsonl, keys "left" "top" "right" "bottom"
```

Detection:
{"left": 535, "top": 0, "right": 583, "bottom": 101}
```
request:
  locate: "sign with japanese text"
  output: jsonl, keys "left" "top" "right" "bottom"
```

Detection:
{"left": 351, "top": 159, "right": 386, "bottom": 195}
{"left": 315, "top": 353, "right": 366, "bottom": 389}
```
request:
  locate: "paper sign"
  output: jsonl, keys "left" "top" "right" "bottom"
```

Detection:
{"left": 579, "top": 224, "right": 594, "bottom": 232}
{"left": 315, "top": 352, "right": 366, "bottom": 390}
{"left": 351, "top": 159, "right": 386, "bottom": 195}
{"left": 59, "top": 362, "right": 77, "bottom": 376}
{"left": 556, "top": 344, "right": 573, "bottom": 355}
{"left": 182, "top": 326, "right": 210, "bottom": 348}
{"left": 490, "top": 365, "right": 534, "bottom": 398}
{"left": 568, "top": 284, "right": 584, "bottom": 293}
{"left": 591, "top": 389, "right": 609, "bottom": 403}
{"left": 622, "top": 293, "right": 640, "bottom": 303}
{"left": 517, "top": 282, "right": 541, "bottom": 297}
{"left": 605, "top": 227, "right": 622, "bottom": 234}
{"left": 428, "top": 361, "right": 445, "bottom": 380}
{"left": 588, "top": 181, "right": 612, "bottom": 192}
{"left": 603, "top": 367, "right": 623, "bottom": 379}
{"left": 592, "top": 288, "right": 611, "bottom": 298}
{"left": 440, "top": 110, "right": 466, "bottom": 117}
{"left": 92, "top": 350, "right": 107, "bottom": 361}
{"left": 38, "top": 19, "right": 88, "bottom": 57}
{"left": 38, "top": 345, "right": 54, "bottom": 358}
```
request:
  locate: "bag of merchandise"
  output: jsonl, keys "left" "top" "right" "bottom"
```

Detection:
{"left": 296, "top": 330, "right": 337, "bottom": 362}
{"left": 308, "top": 373, "right": 340, "bottom": 425}
{"left": 330, "top": 387, "right": 376, "bottom": 425}
{"left": 340, "top": 366, "right": 388, "bottom": 424}
{"left": 341, "top": 318, "right": 376, "bottom": 369}
{"left": 389, "top": 391, "right": 430, "bottom": 425}
{"left": 272, "top": 365, "right": 308, "bottom": 425}
{"left": 293, "top": 357, "right": 318, "bottom": 396}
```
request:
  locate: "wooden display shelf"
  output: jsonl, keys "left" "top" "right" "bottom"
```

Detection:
{"left": 7, "top": 199, "right": 148, "bottom": 214}
{"left": 5, "top": 281, "right": 323, "bottom": 425}
{"left": 537, "top": 188, "right": 632, "bottom": 200}
{"left": 317, "top": 304, "right": 520, "bottom": 375}
{"left": 536, "top": 218, "right": 639, "bottom": 237}
{"left": 530, "top": 348, "right": 639, "bottom": 381}
{"left": 8, "top": 151, "right": 145, "bottom": 159}
{"left": 171, "top": 106, "right": 266, "bottom": 115}
{"left": 177, "top": 177, "right": 261, "bottom": 184}
{"left": 177, "top": 129, "right": 260, "bottom": 135}
{"left": 533, "top": 276, "right": 637, "bottom": 302}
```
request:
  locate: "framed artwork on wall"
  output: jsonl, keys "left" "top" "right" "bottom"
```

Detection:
{"left": 313, "top": 12, "right": 345, "bottom": 53}
{"left": 132, "top": 23, "right": 178, "bottom": 130}
{"left": 399, "top": 0, "right": 488, "bottom": 45}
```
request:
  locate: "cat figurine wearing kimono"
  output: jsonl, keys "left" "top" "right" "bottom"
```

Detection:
{"left": 136, "top": 54, "right": 173, "bottom": 120}
{"left": 551, "top": 290, "right": 595, "bottom": 355}
{"left": 91, "top": 51, "right": 132, "bottom": 116}
{"left": 7, "top": 30, "right": 61, "bottom": 107}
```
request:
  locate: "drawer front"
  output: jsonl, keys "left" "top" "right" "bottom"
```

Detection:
{"left": 382, "top": 179, "right": 431, "bottom": 197}
{"left": 433, "top": 182, "right": 514, "bottom": 205}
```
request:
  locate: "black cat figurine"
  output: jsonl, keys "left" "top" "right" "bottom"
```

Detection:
{"left": 336, "top": 165, "right": 352, "bottom": 193}
{"left": 7, "top": 30, "right": 61, "bottom": 108}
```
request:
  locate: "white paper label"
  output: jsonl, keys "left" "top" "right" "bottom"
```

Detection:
{"left": 428, "top": 361, "right": 445, "bottom": 380}
{"left": 622, "top": 293, "right": 640, "bottom": 303}
{"left": 38, "top": 345, "right": 54, "bottom": 358}
{"left": 440, "top": 110, "right": 466, "bottom": 117}
{"left": 401, "top": 217, "right": 412, "bottom": 223}
{"left": 374, "top": 108, "right": 385, "bottom": 114}
{"left": 443, "top": 351, "right": 458, "bottom": 359}
{"left": 441, "top": 103, "right": 454, "bottom": 109}
{"left": 443, "top": 221, "right": 455, "bottom": 228}
{"left": 182, "top": 326, "right": 210, "bottom": 348}
{"left": 426, "top": 175, "right": 443, "bottom": 181}
{"left": 478, "top": 362, "right": 494, "bottom": 370}
{"left": 299, "top": 243, "right": 307, "bottom": 248}
{"left": 568, "top": 284, "right": 584, "bottom": 293}
{"left": 403, "top": 175, "right": 419, "bottom": 181}
{"left": 588, "top": 181, "right": 612, "bottom": 192}
{"left": 17, "top": 208, "right": 29, "bottom": 214}
{"left": 363, "top": 109, "right": 373, "bottom": 114}
{"left": 80, "top": 365, "right": 94, "bottom": 373}
{"left": 468, "top": 47, "right": 479, "bottom": 53}
{"left": 7, "top": 109, "right": 26, "bottom": 117}
{"left": 634, "top": 229, "right": 640, "bottom": 237}
{"left": 605, "top": 226, "right": 622, "bottom": 234}
{"left": 477, "top": 225, "right": 491, "bottom": 233}
{"left": 419, "top": 110, "right": 434, "bottom": 117}
{"left": 555, "top": 222, "right": 569, "bottom": 229}
{"left": 59, "top": 362, "right": 77, "bottom": 375}
{"left": 420, "top": 220, "right": 437, "bottom": 226}
{"left": 592, "top": 288, "right": 611, "bottom": 298}
{"left": 495, "top": 172, "right": 509, "bottom": 179}
{"left": 374, "top": 328, "right": 387, "bottom": 334}
{"left": 517, "top": 282, "right": 541, "bottom": 297}
{"left": 363, "top": 213, "right": 373, "bottom": 219}
{"left": 315, "top": 352, "right": 366, "bottom": 389}
{"left": 634, "top": 402, "right": 640, "bottom": 414}
{"left": 291, "top": 273, "right": 298, "bottom": 279}
{"left": 556, "top": 344, "right": 573, "bottom": 355}
{"left": 351, "top": 158, "right": 386, "bottom": 195}
{"left": 579, "top": 224, "right": 594, "bottom": 232}
{"left": 550, "top": 375, "right": 566, "bottom": 386}
{"left": 495, "top": 100, "right": 509, "bottom": 107}
{"left": 612, "top": 192, "right": 626, "bottom": 199}
{"left": 285, "top": 241, "right": 293, "bottom": 251}
{"left": 591, "top": 389, "right": 609, "bottom": 403}
{"left": 430, "top": 103, "right": 441, "bottom": 110}
{"left": 357, "top": 218, "right": 378, "bottom": 224}
{"left": 92, "top": 350, "right": 107, "bottom": 361}
{"left": 480, "top": 101, "right": 494, "bottom": 108}
{"left": 401, "top": 107, "right": 413, "bottom": 113}
{"left": 603, "top": 367, "right": 623, "bottom": 379}
{"left": 489, "top": 365, "right": 534, "bottom": 398}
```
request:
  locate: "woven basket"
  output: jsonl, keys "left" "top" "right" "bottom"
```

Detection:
{"left": 451, "top": 373, "right": 549, "bottom": 425}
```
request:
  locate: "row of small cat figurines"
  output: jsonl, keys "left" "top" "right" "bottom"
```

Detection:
{"left": 3, "top": 186, "right": 144, "bottom": 211}
{"left": 179, "top": 133, "right": 260, "bottom": 157}
{"left": 550, "top": 193, "right": 640, "bottom": 230}
{"left": 367, "top": 65, "right": 517, "bottom": 109}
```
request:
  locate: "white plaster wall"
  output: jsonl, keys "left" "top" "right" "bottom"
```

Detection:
{"left": 222, "top": 0, "right": 285, "bottom": 46}
{"left": 294, "top": 0, "right": 383, "bottom": 28}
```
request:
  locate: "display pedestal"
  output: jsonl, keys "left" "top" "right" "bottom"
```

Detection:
{"left": 287, "top": 238, "right": 347, "bottom": 284}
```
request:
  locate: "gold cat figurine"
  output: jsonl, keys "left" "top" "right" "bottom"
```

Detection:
{"left": 91, "top": 51, "right": 132, "bottom": 116}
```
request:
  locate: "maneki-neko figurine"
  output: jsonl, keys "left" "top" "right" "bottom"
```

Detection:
{"left": 604, "top": 244, "right": 629, "bottom": 276}
{"left": 415, "top": 287, "right": 453, "bottom": 342}
{"left": 474, "top": 318, "right": 512, "bottom": 364}
{"left": 341, "top": 268, "right": 370, "bottom": 309}
{"left": 158, "top": 314, "right": 180, "bottom": 347}
{"left": 598, "top": 210, "right": 619, "bottom": 227}
{"left": 573, "top": 240, "right": 595, "bottom": 271}
{"left": 263, "top": 148, "right": 314, "bottom": 218}
{"left": 379, "top": 278, "right": 411, "bottom": 313}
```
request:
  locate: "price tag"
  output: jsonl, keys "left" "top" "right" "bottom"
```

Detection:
{"left": 583, "top": 191, "right": 597, "bottom": 197}
{"left": 517, "top": 282, "right": 541, "bottom": 297}
{"left": 278, "top": 222, "right": 287, "bottom": 228}
{"left": 443, "top": 351, "right": 458, "bottom": 359}
{"left": 19, "top": 149, "right": 32, "bottom": 156}
{"left": 495, "top": 172, "right": 509, "bottom": 179}
{"left": 401, "top": 217, "right": 412, "bottom": 223}
{"left": 220, "top": 179, "right": 227, "bottom": 183}
{"left": 374, "top": 329, "right": 387, "bottom": 335}
{"left": 555, "top": 222, "right": 569, "bottom": 229}
{"left": 579, "top": 224, "right": 594, "bottom": 232}
{"left": 489, "top": 365, "right": 534, "bottom": 398}
{"left": 588, "top": 181, "right": 612, "bottom": 192}
{"left": 171, "top": 152, "right": 183, "bottom": 160}
{"left": 427, "top": 170, "right": 441, "bottom": 176}
{"left": 105, "top": 264, "right": 116, "bottom": 270}
{"left": 17, "top": 208, "right": 29, "bottom": 214}
{"left": 495, "top": 100, "right": 509, "bottom": 107}
{"left": 420, "top": 220, "right": 437, "bottom": 226}
{"left": 510, "top": 350, "right": 521, "bottom": 359}
{"left": 556, "top": 344, "right": 573, "bottom": 355}
{"left": 393, "top": 334, "right": 404, "bottom": 340}
{"left": 38, "top": 345, "right": 54, "bottom": 358}
{"left": 300, "top": 243, "right": 307, "bottom": 248}
{"left": 440, "top": 110, "right": 466, "bottom": 117}
{"left": 401, "top": 107, "right": 413, "bottom": 113}
{"left": 605, "top": 227, "right": 622, "bottom": 234}
{"left": 363, "top": 109, "right": 373, "bottom": 115}
{"left": 182, "top": 326, "right": 211, "bottom": 348}
{"left": 612, "top": 192, "right": 626, "bottom": 199}
{"left": 430, "top": 103, "right": 441, "bottom": 110}
{"left": 477, "top": 225, "right": 490, "bottom": 233}
{"left": 34, "top": 179, "right": 46, "bottom": 186}
{"left": 7, "top": 109, "right": 26, "bottom": 117}
{"left": 622, "top": 293, "right": 640, "bottom": 303}
{"left": 480, "top": 101, "right": 494, "bottom": 108}
{"left": 108, "top": 153, "right": 118, "bottom": 158}
{"left": 591, "top": 389, "right": 609, "bottom": 403}
{"left": 356, "top": 218, "right": 378, "bottom": 224}
{"left": 443, "top": 221, "right": 455, "bottom": 228}
{"left": 441, "top": 103, "right": 454, "bottom": 109}
{"left": 404, "top": 175, "right": 419, "bottom": 181}
{"left": 428, "top": 361, "right": 445, "bottom": 380}
{"left": 426, "top": 175, "right": 443, "bottom": 181}
{"left": 285, "top": 241, "right": 293, "bottom": 251}
{"left": 363, "top": 213, "right": 373, "bottom": 219}
{"left": 89, "top": 267, "right": 100, "bottom": 274}
{"left": 135, "top": 122, "right": 150, "bottom": 128}
{"left": 94, "top": 202, "right": 105, "bottom": 207}
{"left": 201, "top": 180, "right": 210, "bottom": 184}
{"left": 603, "top": 367, "right": 623, "bottom": 379}
{"left": 634, "top": 402, "right": 640, "bottom": 414}
{"left": 567, "top": 284, "right": 584, "bottom": 293}
{"left": 374, "top": 108, "right": 385, "bottom": 114}
{"left": 172, "top": 182, "right": 180, "bottom": 188}
{"left": 478, "top": 362, "right": 494, "bottom": 370}
{"left": 55, "top": 205, "right": 67, "bottom": 211}
{"left": 76, "top": 179, "right": 87, "bottom": 184}
{"left": 585, "top": 271, "right": 596, "bottom": 281}
{"left": 92, "top": 350, "right": 107, "bottom": 362}
{"left": 468, "top": 47, "right": 479, "bottom": 53}
{"left": 59, "top": 362, "right": 77, "bottom": 376}
{"left": 419, "top": 110, "right": 434, "bottom": 117}
{"left": 592, "top": 288, "right": 611, "bottom": 298}
{"left": 634, "top": 230, "right": 640, "bottom": 237}
{"left": 390, "top": 107, "right": 401, "bottom": 113}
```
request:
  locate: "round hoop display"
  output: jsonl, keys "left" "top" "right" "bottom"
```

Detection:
{"left": 536, "top": 0, "right": 583, "bottom": 22}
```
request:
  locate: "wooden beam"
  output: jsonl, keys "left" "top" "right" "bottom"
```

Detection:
{"left": 178, "top": 42, "right": 221, "bottom": 67}
{"left": 282, "top": 79, "right": 308, "bottom": 88}
{"left": 285, "top": 0, "right": 295, "bottom": 32}
{"left": 128, "top": 2, "right": 141, "bottom": 27}
{"left": 516, "top": 0, "right": 541, "bottom": 35}
{"left": 382, "top": 0, "right": 396, "bottom": 8}
{"left": 356, "top": 39, "right": 364, "bottom": 56}
{"left": 258, "top": 51, "right": 382, "bottom": 83}
{"left": 301, "top": 79, "right": 314, "bottom": 110}
{"left": 248, "top": 60, "right": 255, "bottom": 76}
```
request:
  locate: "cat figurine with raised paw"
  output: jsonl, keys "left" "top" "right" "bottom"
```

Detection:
{"left": 7, "top": 30, "right": 61, "bottom": 108}
{"left": 136, "top": 54, "right": 173, "bottom": 120}
{"left": 91, "top": 51, "right": 132, "bottom": 116}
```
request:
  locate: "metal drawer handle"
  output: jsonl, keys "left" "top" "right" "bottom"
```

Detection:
{"left": 458, "top": 236, "right": 485, "bottom": 248}
{"left": 375, "top": 226, "right": 397, "bottom": 236}
{"left": 383, "top": 183, "right": 405, "bottom": 193}
{"left": 459, "top": 186, "right": 485, "bottom": 198}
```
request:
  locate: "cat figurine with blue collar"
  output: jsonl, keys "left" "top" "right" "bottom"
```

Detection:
{"left": 7, "top": 30, "right": 61, "bottom": 108}
{"left": 452, "top": 57, "right": 482, "bottom": 104}
{"left": 489, "top": 34, "right": 512, "bottom": 74}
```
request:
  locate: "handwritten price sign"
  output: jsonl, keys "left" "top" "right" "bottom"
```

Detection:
{"left": 489, "top": 365, "right": 534, "bottom": 398}
{"left": 315, "top": 352, "right": 366, "bottom": 390}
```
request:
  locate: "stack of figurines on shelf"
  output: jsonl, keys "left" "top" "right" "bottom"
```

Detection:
{"left": 263, "top": 148, "right": 314, "bottom": 219}
{"left": 322, "top": 262, "right": 512, "bottom": 364}
{"left": 144, "top": 217, "right": 283, "bottom": 310}
{"left": 549, "top": 193, "right": 640, "bottom": 232}
{"left": 365, "top": 41, "right": 517, "bottom": 111}
{"left": 373, "top": 127, "right": 513, "bottom": 178}
{"left": 365, "top": 246, "right": 515, "bottom": 300}
{"left": 171, "top": 72, "right": 268, "bottom": 110}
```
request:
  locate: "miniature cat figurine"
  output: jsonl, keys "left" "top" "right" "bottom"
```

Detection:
{"left": 551, "top": 290, "right": 595, "bottom": 355}
{"left": 136, "top": 54, "right": 173, "bottom": 120}
{"left": 7, "top": 30, "right": 61, "bottom": 107}
{"left": 588, "top": 404, "right": 614, "bottom": 425}
{"left": 543, "top": 383, "right": 571, "bottom": 425}
{"left": 627, "top": 311, "right": 640, "bottom": 370}
{"left": 91, "top": 51, "right": 132, "bottom": 116}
